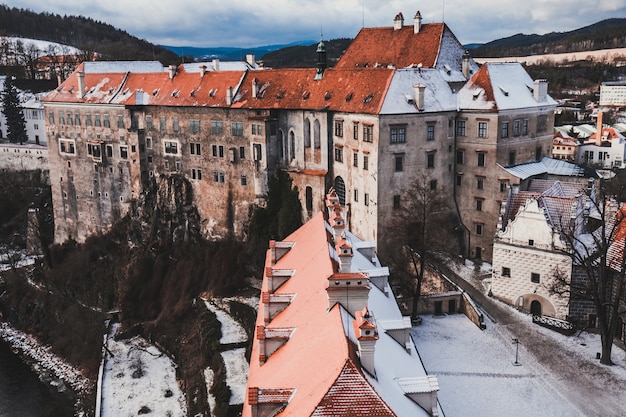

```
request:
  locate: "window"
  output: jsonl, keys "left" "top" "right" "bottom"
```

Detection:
{"left": 354, "top": 189, "right": 359, "bottom": 202}
{"left": 500, "top": 180, "right": 508, "bottom": 193}
{"left": 456, "top": 174, "right": 463, "bottom": 186}
{"left": 528, "top": 239, "right": 535, "bottom": 246}
{"left": 395, "top": 155, "right": 403, "bottom": 172}
{"left": 390, "top": 125, "right": 406, "bottom": 143}
{"left": 353, "top": 152, "right": 358, "bottom": 167}
{"left": 501, "top": 121, "right": 509, "bottom": 138}
{"left": 59, "top": 139, "right": 75, "bottom": 154}
{"left": 75, "top": 113, "right": 81, "bottom": 126}
{"left": 475, "top": 224, "right": 483, "bottom": 235}
{"left": 448, "top": 119, "right": 455, "bottom": 137}
{"left": 252, "top": 123, "right": 262, "bottom": 135}
{"left": 173, "top": 117, "right": 179, "bottom": 132}
{"left": 146, "top": 137, "right": 152, "bottom": 149}
{"left": 393, "top": 194, "right": 401, "bottom": 209}
{"left": 67, "top": 112, "right": 73, "bottom": 125}
{"left": 104, "top": 114, "right": 110, "bottom": 128}
{"left": 476, "top": 198, "right": 483, "bottom": 211}
{"left": 59, "top": 112, "right": 65, "bottom": 125}
{"left": 430, "top": 179, "right": 437, "bottom": 190}
{"left": 212, "top": 145, "right": 218, "bottom": 157}
{"left": 477, "top": 152, "right": 486, "bottom": 167}
{"left": 478, "top": 121, "right": 488, "bottom": 138}
{"left": 106, "top": 145, "right": 113, "bottom": 158}
{"left": 239, "top": 146, "right": 245, "bottom": 159}
{"left": 477, "top": 177, "right": 484, "bottom": 190}
{"left": 146, "top": 115, "right": 152, "bottom": 129}
{"left": 363, "top": 155, "right": 369, "bottom": 170}
{"left": 95, "top": 114, "right": 101, "bottom": 126}
{"left": 213, "top": 171, "right": 219, "bottom": 182}
{"left": 364, "top": 193, "right": 369, "bottom": 206}
{"left": 119, "top": 146, "right": 128, "bottom": 159}
{"left": 87, "top": 143, "right": 101, "bottom": 159}
{"left": 513, "top": 119, "right": 520, "bottom": 136}
{"left": 531, "top": 272, "right": 540, "bottom": 283}
{"left": 363, "top": 125, "right": 373, "bottom": 142}
{"left": 334, "top": 147, "right": 343, "bottom": 163}
{"left": 502, "top": 267, "right": 511, "bottom": 277}
{"left": 353, "top": 122, "right": 359, "bottom": 140}
{"left": 241, "top": 175, "right": 247, "bottom": 186}
{"left": 456, "top": 150, "right": 464, "bottom": 164}
{"left": 48, "top": 111, "right": 55, "bottom": 124}
{"left": 190, "top": 143, "right": 201, "bottom": 155}
{"left": 160, "top": 116, "right": 166, "bottom": 132}
{"left": 231, "top": 121, "right": 243, "bottom": 136}
{"left": 427, "top": 123, "right": 435, "bottom": 141}
{"left": 427, "top": 152, "right": 435, "bottom": 168}
{"left": 190, "top": 119, "right": 200, "bottom": 133}
{"left": 509, "top": 150, "right": 516, "bottom": 166}
{"left": 535, "top": 146, "right": 542, "bottom": 161}
{"left": 219, "top": 145, "right": 224, "bottom": 158}
{"left": 117, "top": 115, "right": 124, "bottom": 128}
{"left": 335, "top": 120, "right": 344, "bottom": 137}
{"left": 253, "top": 143, "right": 262, "bottom": 161}
{"left": 219, "top": 172, "right": 225, "bottom": 183}
{"left": 192, "top": 168, "right": 202, "bottom": 180}
{"left": 456, "top": 120, "right": 466, "bottom": 136}
{"left": 537, "top": 115, "right": 548, "bottom": 132}
{"left": 164, "top": 141, "right": 178, "bottom": 154}
{"left": 85, "top": 113, "right": 92, "bottom": 126}
{"left": 522, "top": 119, "right": 529, "bottom": 135}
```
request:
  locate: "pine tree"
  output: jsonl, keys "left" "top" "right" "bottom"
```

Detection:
{"left": 1, "top": 76, "right": 27, "bottom": 144}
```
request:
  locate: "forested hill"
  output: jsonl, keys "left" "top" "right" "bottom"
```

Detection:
{"left": 471, "top": 18, "right": 626, "bottom": 58}
{"left": 0, "top": 4, "right": 178, "bottom": 64}
{"left": 261, "top": 38, "right": 352, "bottom": 68}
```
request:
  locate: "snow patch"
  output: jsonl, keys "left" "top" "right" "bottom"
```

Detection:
{"left": 222, "top": 348, "right": 248, "bottom": 405}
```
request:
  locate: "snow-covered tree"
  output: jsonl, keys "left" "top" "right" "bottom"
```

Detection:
{"left": 1, "top": 76, "right": 27, "bottom": 144}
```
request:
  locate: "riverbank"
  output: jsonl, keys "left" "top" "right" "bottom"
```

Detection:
{"left": 0, "top": 321, "right": 94, "bottom": 416}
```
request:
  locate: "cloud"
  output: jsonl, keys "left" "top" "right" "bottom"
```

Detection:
{"left": 10, "top": 0, "right": 626, "bottom": 47}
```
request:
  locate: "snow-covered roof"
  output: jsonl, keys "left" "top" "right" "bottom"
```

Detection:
{"left": 499, "top": 157, "right": 587, "bottom": 180}
{"left": 83, "top": 61, "right": 165, "bottom": 74}
{"left": 380, "top": 68, "right": 457, "bottom": 114}
{"left": 458, "top": 62, "right": 557, "bottom": 111}
{"left": 182, "top": 60, "right": 256, "bottom": 72}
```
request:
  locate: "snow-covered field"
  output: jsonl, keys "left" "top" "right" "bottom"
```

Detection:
{"left": 413, "top": 314, "right": 626, "bottom": 417}
{"left": 100, "top": 325, "right": 186, "bottom": 417}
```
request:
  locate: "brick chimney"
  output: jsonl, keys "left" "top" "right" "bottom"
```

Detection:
{"left": 353, "top": 307, "right": 378, "bottom": 377}
{"left": 414, "top": 11, "right": 422, "bottom": 33}
{"left": 595, "top": 111, "right": 604, "bottom": 146}
{"left": 394, "top": 12, "right": 404, "bottom": 30}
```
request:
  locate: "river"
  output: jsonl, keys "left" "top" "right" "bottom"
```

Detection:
{"left": 0, "top": 339, "right": 75, "bottom": 417}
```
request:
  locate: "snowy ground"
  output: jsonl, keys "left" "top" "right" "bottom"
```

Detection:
{"left": 413, "top": 313, "right": 626, "bottom": 417}
{"left": 100, "top": 324, "right": 186, "bottom": 417}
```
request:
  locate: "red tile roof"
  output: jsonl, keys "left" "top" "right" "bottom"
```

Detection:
{"left": 335, "top": 24, "right": 445, "bottom": 69}
{"left": 467, "top": 64, "right": 496, "bottom": 108}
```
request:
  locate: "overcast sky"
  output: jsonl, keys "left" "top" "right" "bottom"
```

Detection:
{"left": 9, "top": 0, "right": 626, "bottom": 48}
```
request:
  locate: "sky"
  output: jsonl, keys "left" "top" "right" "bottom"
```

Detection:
{"left": 8, "top": 0, "right": 626, "bottom": 48}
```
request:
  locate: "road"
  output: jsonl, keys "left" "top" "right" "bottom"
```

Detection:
{"left": 438, "top": 261, "right": 626, "bottom": 417}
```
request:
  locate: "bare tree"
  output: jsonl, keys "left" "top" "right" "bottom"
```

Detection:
{"left": 550, "top": 179, "right": 626, "bottom": 365}
{"left": 379, "top": 173, "right": 457, "bottom": 322}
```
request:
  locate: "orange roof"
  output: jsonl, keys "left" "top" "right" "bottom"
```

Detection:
{"left": 335, "top": 24, "right": 445, "bottom": 69}
{"left": 235, "top": 68, "right": 393, "bottom": 114}
{"left": 468, "top": 64, "right": 496, "bottom": 107}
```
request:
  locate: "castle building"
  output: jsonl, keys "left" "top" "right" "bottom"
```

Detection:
{"left": 42, "top": 10, "right": 557, "bottom": 263}
{"left": 244, "top": 189, "right": 442, "bottom": 417}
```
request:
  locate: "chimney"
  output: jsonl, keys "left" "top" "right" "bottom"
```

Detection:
{"left": 462, "top": 50, "right": 471, "bottom": 79}
{"left": 55, "top": 68, "right": 62, "bottom": 87}
{"left": 596, "top": 111, "right": 604, "bottom": 146}
{"left": 336, "top": 236, "right": 354, "bottom": 273}
{"left": 330, "top": 206, "right": 346, "bottom": 242}
{"left": 414, "top": 84, "right": 426, "bottom": 111}
{"left": 168, "top": 64, "right": 176, "bottom": 80}
{"left": 77, "top": 71, "right": 86, "bottom": 97}
{"left": 200, "top": 65, "right": 207, "bottom": 77}
{"left": 246, "top": 54, "right": 256, "bottom": 67}
{"left": 353, "top": 307, "right": 378, "bottom": 377}
{"left": 533, "top": 79, "right": 548, "bottom": 102}
{"left": 212, "top": 58, "right": 220, "bottom": 71}
{"left": 393, "top": 12, "right": 404, "bottom": 30}
{"left": 252, "top": 78, "right": 259, "bottom": 98}
{"left": 226, "top": 86, "right": 233, "bottom": 105}
{"left": 414, "top": 11, "right": 422, "bottom": 33}
{"left": 327, "top": 272, "right": 370, "bottom": 313}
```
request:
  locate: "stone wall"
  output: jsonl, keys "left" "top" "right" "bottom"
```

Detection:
{"left": 0, "top": 144, "right": 48, "bottom": 173}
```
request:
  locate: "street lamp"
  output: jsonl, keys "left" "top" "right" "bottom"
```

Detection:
{"left": 512, "top": 338, "right": 521, "bottom": 366}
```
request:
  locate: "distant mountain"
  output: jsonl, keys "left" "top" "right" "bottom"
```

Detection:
{"left": 0, "top": 4, "right": 178, "bottom": 65}
{"left": 161, "top": 40, "right": 316, "bottom": 62}
{"left": 259, "top": 38, "right": 352, "bottom": 68}
{"left": 471, "top": 18, "right": 626, "bottom": 58}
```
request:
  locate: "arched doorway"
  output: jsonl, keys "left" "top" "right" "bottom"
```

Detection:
{"left": 530, "top": 300, "right": 542, "bottom": 316}
{"left": 333, "top": 176, "right": 346, "bottom": 206}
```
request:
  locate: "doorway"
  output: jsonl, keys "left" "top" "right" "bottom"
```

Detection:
{"left": 530, "top": 300, "right": 542, "bottom": 316}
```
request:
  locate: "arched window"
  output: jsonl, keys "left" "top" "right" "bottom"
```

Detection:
{"left": 278, "top": 129, "right": 285, "bottom": 160}
{"left": 305, "top": 186, "right": 313, "bottom": 216}
{"left": 530, "top": 300, "right": 542, "bottom": 316}
{"left": 304, "top": 118, "right": 311, "bottom": 148}
{"left": 289, "top": 131, "right": 295, "bottom": 161}
{"left": 334, "top": 176, "right": 346, "bottom": 206}
{"left": 314, "top": 119, "right": 321, "bottom": 148}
